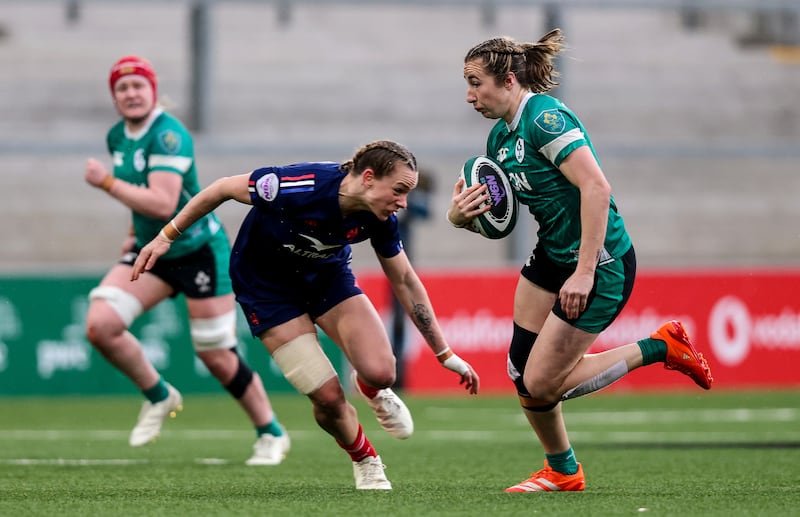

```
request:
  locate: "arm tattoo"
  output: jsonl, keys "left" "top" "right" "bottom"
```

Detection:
{"left": 412, "top": 302, "right": 435, "bottom": 342}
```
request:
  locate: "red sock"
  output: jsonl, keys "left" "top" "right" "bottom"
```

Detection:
{"left": 356, "top": 376, "right": 380, "bottom": 399}
{"left": 338, "top": 424, "right": 377, "bottom": 462}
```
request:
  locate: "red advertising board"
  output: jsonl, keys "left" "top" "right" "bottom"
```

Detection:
{"left": 356, "top": 268, "right": 800, "bottom": 394}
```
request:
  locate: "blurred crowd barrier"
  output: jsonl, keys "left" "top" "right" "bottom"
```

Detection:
{"left": 359, "top": 267, "right": 800, "bottom": 393}
{"left": 0, "top": 274, "right": 347, "bottom": 396}
{"left": 2, "top": 267, "right": 799, "bottom": 396}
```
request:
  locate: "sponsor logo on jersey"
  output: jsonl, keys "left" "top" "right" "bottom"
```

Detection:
{"left": 515, "top": 137, "right": 525, "bottom": 163}
{"left": 298, "top": 234, "right": 343, "bottom": 252}
{"left": 496, "top": 148, "right": 509, "bottom": 162}
{"left": 534, "top": 109, "right": 566, "bottom": 135}
{"left": 281, "top": 243, "right": 337, "bottom": 260}
{"left": 280, "top": 173, "right": 315, "bottom": 194}
{"left": 255, "top": 173, "right": 279, "bottom": 202}
{"left": 158, "top": 130, "right": 181, "bottom": 154}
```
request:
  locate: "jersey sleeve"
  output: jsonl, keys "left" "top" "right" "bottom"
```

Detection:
{"left": 528, "top": 107, "right": 587, "bottom": 168}
{"left": 248, "top": 167, "right": 282, "bottom": 210}
{"left": 147, "top": 120, "right": 194, "bottom": 176}
{"left": 370, "top": 216, "right": 403, "bottom": 259}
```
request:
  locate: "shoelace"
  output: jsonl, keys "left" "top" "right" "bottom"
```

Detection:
{"left": 373, "top": 392, "right": 400, "bottom": 414}
{"left": 361, "top": 460, "right": 385, "bottom": 483}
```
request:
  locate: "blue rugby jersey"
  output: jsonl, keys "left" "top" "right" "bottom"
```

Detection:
{"left": 230, "top": 162, "right": 403, "bottom": 276}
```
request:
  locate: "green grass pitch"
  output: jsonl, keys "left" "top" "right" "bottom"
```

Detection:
{"left": 1, "top": 390, "right": 798, "bottom": 516}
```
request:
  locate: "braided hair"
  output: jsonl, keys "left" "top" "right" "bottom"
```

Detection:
{"left": 341, "top": 140, "right": 418, "bottom": 178}
{"left": 464, "top": 28, "right": 565, "bottom": 93}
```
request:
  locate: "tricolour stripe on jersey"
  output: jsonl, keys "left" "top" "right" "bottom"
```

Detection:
{"left": 281, "top": 173, "right": 315, "bottom": 193}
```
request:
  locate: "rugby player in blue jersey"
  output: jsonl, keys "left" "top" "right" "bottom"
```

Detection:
{"left": 132, "top": 140, "right": 480, "bottom": 490}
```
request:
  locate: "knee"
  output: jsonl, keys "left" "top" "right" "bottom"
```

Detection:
{"left": 357, "top": 369, "right": 395, "bottom": 390}
{"left": 310, "top": 381, "right": 349, "bottom": 420}
{"left": 522, "top": 372, "right": 561, "bottom": 404}
{"left": 196, "top": 348, "right": 235, "bottom": 381}
{"left": 85, "top": 313, "right": 123, "bottom": 348}
{"left": 85, "top": 286, "right": 142, "bottom": 348}
{"left": 354, "top": 356, "right": 397, "bottom": 389}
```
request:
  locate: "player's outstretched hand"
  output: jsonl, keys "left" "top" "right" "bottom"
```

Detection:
{"left": 131, "top": 235, "right": 172, "bottom": 281}
{"left": 437, "top": 347, "right": 480, "bottom": 395}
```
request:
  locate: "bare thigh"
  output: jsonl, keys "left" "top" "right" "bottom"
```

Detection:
{"left": 315, "top": 294, "right": 394, "bottom": 379}
{"left": 185, "top": 293, "right": 236, "bottom": 319}
{"left": 514, "top": 274, "right": 598, "bottom": 397}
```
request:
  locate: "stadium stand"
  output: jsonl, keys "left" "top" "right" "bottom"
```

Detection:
{"left": 0, "top": 2, "right": 798, "bottom": 271}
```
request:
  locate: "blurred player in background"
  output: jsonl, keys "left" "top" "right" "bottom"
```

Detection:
{"left": 447, "top": 29, "right": 713, "bottom": 493}
{"left": 83, "top": 55, "right": 288, "bottom": 466}
{"left": 130, "top": 140, "right": 480, "bottom": 490}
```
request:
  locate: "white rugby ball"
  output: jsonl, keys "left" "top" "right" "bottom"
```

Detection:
{"left": 459, "top": 155, "right": 518, "bottom": 239}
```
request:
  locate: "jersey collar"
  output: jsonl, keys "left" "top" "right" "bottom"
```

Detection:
{"left": 506, "top": 92, "right": 535, "bottom": 132}
{"left": 124, "top": 107, "right": 164, "bottom": 140}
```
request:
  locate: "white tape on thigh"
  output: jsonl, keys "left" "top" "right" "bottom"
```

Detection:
{"left": 271, "top": 333, "right": 337, "bottom": 395}
{"left": 190, "top": 310, "right": 237, "bottom": 351}
{"left": 88, "top": 286, "right": 143, "bottom": 327}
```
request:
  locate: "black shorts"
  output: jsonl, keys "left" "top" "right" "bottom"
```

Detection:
{"left": 520, "top": 244, "right": 636, "bottom": 333}
{"left": 120, "top": 242, "right": 232, "bottom": 299}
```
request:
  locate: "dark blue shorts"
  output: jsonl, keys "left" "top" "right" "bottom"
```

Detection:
{"left": 233, "top": 259, "right": 363, "bottom": 337}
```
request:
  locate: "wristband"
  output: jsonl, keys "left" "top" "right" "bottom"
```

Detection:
{"left": 158, "top": 229, "right": 174, "bottom": 243}
{"left": 435, "top": 346, "right": 453, "bottom": 362}
{"left": 161, "top": 220, "right": 182, "bottom": 241}
{"left": 441, "top": 353, "right": 470, "bottom": 376}
{"left": 100, "top": 175, "right": 116, "bottom": 192}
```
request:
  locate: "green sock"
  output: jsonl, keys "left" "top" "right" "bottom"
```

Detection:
{"left": 142, "top": 378, "right": 169, "bottom": 403}
{"left": 637, "top": 337, "right": 667, "bottom": 365}
{"left": 546, "top": 446, "right": 578, "bottom": 475}
{"left": 257, "top": 418, "right": 284, "bottom": 438}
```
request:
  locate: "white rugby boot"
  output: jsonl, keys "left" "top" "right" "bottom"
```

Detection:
{"left": 245, "top": 427, "right": 291, "bottom": 466}
{"left": 351, "top": 370, "right": 414, "bottom": 439}
{"left": 128, "top": 383, "right": 183, "bottom": 447}
{"left": 353, "top": 455, "right": 392, "bottom": 490}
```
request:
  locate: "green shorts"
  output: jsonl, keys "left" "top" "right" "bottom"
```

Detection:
{"left": 520, "top": 244, "right": 636, "bottom": 333}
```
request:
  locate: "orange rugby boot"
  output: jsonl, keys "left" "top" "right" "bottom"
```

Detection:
{"left": 652, "top": 320, "right": 713, "bottom": 390}
{"left": 505, "top": 461, "right": 586, "bottom": 493}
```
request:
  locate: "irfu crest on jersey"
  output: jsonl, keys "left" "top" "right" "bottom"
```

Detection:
{"left": 515, "top": 137, "right": 525, "bottom": 163}
{"left": 158, "top": 130, "right": 182, "bottom": 154}
{"left": 534, "top": 109, "right": 566, "bottom": 135}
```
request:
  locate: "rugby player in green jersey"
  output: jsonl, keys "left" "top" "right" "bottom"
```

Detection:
{"left": 83, "top": 55, "right": 288, "bottom": 465}
{"left": 447, "top": 29, "right": 713, "bottom": 493}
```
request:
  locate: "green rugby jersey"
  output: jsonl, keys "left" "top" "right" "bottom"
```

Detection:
{"left": 486, "top": 93, "right": 631, "bottom": 267}
{"left": 106, "top": 108, "right": 223, "bottom": 259}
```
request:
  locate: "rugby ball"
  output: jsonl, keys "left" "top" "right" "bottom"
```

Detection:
{"left": 459, "top": 155, "right": 518, "bottom": 239}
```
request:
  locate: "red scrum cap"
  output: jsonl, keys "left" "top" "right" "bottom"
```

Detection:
{"left": 108, "top": 55, "right": 157, "bottom": 100}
